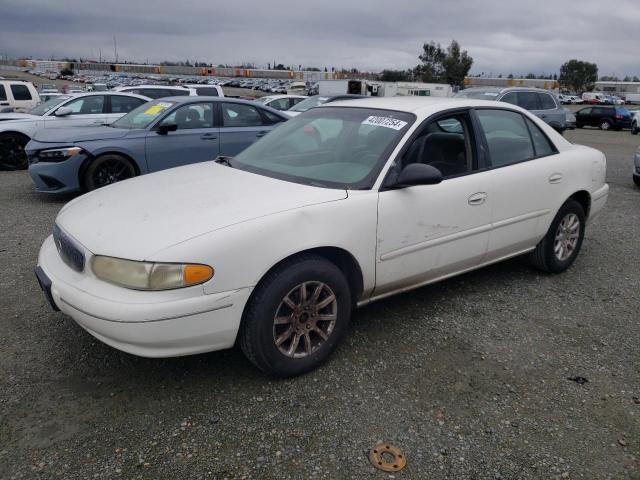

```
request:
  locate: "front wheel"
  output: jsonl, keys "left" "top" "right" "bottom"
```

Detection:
{"left": 239, "top": 255, "right": 352, "bottom": 377}
{"left": 0, "top": 132, "right": 30, "bottom": 170}
{"left": 631, "top": 123, "right": 639, "bottom": 135}
{"left": 530, "top": 199, "right": 585, "bottom": 273}
{"left": 83, "top": 154, "right": 136, "bottom": 191}
{"left": 634, "top": 175, "right": 640, "bottom": 187}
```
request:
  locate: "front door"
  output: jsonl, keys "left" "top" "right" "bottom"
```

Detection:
{"left": 45, "top": 95, "right": 108, "bottom": 128}
{"left": 375, "top": 110, "right": 492, "bottom": 296}
{"left": 145, "top": 102, "right": 220, "bottom": 172}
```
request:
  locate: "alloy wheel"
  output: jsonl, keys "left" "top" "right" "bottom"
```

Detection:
{"left": 272, "top": 281, "right": 337, "bottom": 358}
{"left": 92, "top": 159, "right": 134, "bottom": 187}
{"left": 554, "top": 213, "right": 580, "bottom": 261}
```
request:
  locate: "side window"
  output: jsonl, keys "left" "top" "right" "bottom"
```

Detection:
{"left": 139, "top": 89, "right": 161, "bottom": 99}
{"left": 476, "top": 109, "right": 534, "bottom": 167}
{"left": 221, "top": 103, "right": 264, "bottom": 127}
{"left": 192, "top": 87, "right": 218, "bottom": 96}
{"left": 160, "top": 103, "right": 213, "bottom": 129}
{"left": 402, "top": 113, "right": 472, "bottom": 178}
{"left": 10, "top": 84, "right": 32, "bottom": 101}
{"left": 63, "top": 96, "right": 105, "bottom": 115}
{"left": 290, "top": 97, "right": 305, "bottom": 107}
{"left": 110, "top": 95, "right": 145, "bottom": 113}
{"left": 539, "top": 93, "right": 557, "bottom": 110}
{"left": 0, "top": 85, "right": 6, "bottom": 101}
{"left": 516, "top": 92, "right": 541, "bottom": 110}
{"left": 500, "top": 92, "right": 518, "bottom": 106}
{"left": 579, "top": 108, "right": 592, "bottom": 115}
{"left": 525, "top": 118, "right": 555, "bottom": 157}
{"left": 169, "top": 89, "right": 190, "bottom": 97}
{"left": 269, "top": 98, "right": 290, "bottom": 111}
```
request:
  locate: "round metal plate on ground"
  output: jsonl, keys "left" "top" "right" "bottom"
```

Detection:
{"left": 368, "top": 443, "right": 406, "bottom": 472}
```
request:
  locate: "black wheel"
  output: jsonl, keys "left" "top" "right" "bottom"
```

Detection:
{"left": 633, "top": 175, "right": 640, "bottom": 187}
{"left": 599, "top": 119, "right": 612, "bottom": 131}
{"left": 530, "top": 199, "right": 585, "bottom": 273}
{"left": 631, "top": 123, "right": 638, "bottom": 135}
{"left": 0, "top": 132, "right": 30, "bottom": 170}
{"left": 239, "top": 254, "right": 352, "bottom": 377}
{"left": 83, "top": 154, "right": 136, "bottom": 191}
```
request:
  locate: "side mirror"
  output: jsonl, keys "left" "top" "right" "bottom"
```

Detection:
{"left": 394, "top": 163, "right": 443, "bottom": 188}
{"left": 157, "top": 123, "right": 178, "bottom": 135}
{"left": 54, "top": 107, "right": 72, "bottom": 117}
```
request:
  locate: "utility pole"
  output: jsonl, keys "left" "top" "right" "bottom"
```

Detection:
{"left": 113, "top": 36, "right": 118, "bottom": 63}
{"left": 99, "top": 48, "right": 102, "bottom": 64}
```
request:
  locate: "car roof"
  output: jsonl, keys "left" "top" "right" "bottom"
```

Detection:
{"left": 462, "top": 86, "right": 555, "bottom": 94}
{"left": 115, "top": 85, "right": 189, "bottom": 90}
{"left": 154, "top": 96, "right": 290, "bottom": 114}
{"left": 324, "top": 96, "right": 524, "bottom": 117}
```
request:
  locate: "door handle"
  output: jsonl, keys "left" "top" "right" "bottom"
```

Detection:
{"left": 256, "top": 131, "right": 269, "bottom": 138}
{"left": 468, "top": 192, "right": 487, "bottom": 205}
{"left": 548, "top": 173, "right": 563, "bottom": 184}
{"left": 200, "top": 134, "right": 218, "bottom": 140}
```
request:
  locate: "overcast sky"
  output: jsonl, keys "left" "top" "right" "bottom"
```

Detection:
{"left": 2, "top": 0, "right": 639, "bottom": 76}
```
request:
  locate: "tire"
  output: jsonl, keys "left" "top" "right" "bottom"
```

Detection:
{"left": 239, "top": 254, "right": 352, "bottom": 377}
{"left": 83, "top": 154, "right": 136, "bottom": 191}
{"left": 631, "top": 123, "right": 638, "bottom": 135}
{"left": 0, "top": 132, "right": 30, "bottom": 170}
{"left": 633, "top": 175, "right": 640, "bottom": 187}
{"left": 599, "top": 119, "right": 612, "bottom": 131}
{"left": 530, "top": 199, "right": 585, "bottom": 273}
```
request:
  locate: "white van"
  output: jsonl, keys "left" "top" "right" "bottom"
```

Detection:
{"left": 0, "top": 81, "right": 40, "bottom": 112}
{"left": 582, "top": 92, "right": 604, "bottom": 104}
{"left": 286, "top": 81, "right": 308, "bottom": 95}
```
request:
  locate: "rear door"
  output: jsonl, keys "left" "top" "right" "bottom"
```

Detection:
{"left": 0, "top": 84, "right": 9, "bottom": 110}
{"left": 536, "top": 92, "right": 564, "bottom": 130}
{"left": 144, "top": 102, "right": 219, "bottom": 172}
{"left": 218, "top": 102, "right": 278, "bottom": 156}
{"left": 44, "top": 95, "right": 108, "bottom": 128}
{"left": 8, "top": 83, "right": 37, "bottom": 112}
{"left": 475, "top": 108, "right": 567, "bottom": 260}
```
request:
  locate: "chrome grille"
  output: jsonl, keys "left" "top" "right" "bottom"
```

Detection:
{"left": 52, "top": 224, "right": 85, "bottom": 272}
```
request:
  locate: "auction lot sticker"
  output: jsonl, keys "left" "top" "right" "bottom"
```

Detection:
{"left": 362, "top": 116, "right": 408, "bottom": 130}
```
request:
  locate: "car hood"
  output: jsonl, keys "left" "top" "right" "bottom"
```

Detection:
{"left": 32, "top": 126, "right": 131, "bottom": 143}
{"left": 0, "top": 113, "right": 38, "bottom": 122}
{"left": 56, "top": 162, "right": 347, "bottom": 260}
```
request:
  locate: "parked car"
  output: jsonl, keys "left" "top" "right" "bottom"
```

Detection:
{"left": 0, "top": 80, "right": 40, "bottom": 113}
{"left": 182, "top": 84, "right": 225, "bottom": 97}
{"left": 630, "top": 110, "right": 640, "bottom": 135}
{"left": 574, "top": 106, "right": 632, "bottom": 130}
{"left": 255, "top": 95, "right": 307, "bottom": 111}
{"left": 39, "top": 92, "right": 66, "bottom": 103}
{"left": 564, "top": 108, "right": 576, "bottom": 129}
{"left": 285, "top": 94, "right": 366, "bottom": 117}
{"left": 568, "top": 95, "right": 583, "bottom": 104}
{"left": 112, "top": 85, "right": 193, "bottom": 99}
{"left": 0, "top": 92, "right": 150, "bottom": 170}
{"left": 582, "top": 92, "right": 604, "bottom": 104}
{"left": 34, "top": 97, "right": 608, "bottom": 377}
{"left": 26, "top": 97, "right": 288, "bottom": 193}
{"left": 455, "top": 87, "right": 566, "bottom": 132}
{"left": 634, "top": 147, "right": 640, "bottom": 186}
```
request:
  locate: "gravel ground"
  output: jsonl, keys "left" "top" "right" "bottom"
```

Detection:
{"left": 0, "top": 128, "right": 638, "bottom": 480}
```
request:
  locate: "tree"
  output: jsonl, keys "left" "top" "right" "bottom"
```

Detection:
{"left": 441, "top": 40, "right": 473, "bottom": 87}
{"left": 380, "top": 69, "right": 410, "bottom": 82}
{"left": 415, "top": 39, "right": 473, "bottom": 87}
{"left": 415, "top": 41, "right": 445, "bottom": 83}
{"left": 559, "top": 59, "right": 598, "bottom": 93}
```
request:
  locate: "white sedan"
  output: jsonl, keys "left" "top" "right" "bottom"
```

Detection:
{"left": 0, "top": 92, "right": 150, "bottom": 170}
{"left": 35, "top": 97, "right": 609, "bottom": 377}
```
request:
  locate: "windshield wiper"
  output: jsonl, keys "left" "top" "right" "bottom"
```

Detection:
{"left": 214, "top": 155, "right": 234, "bottom": 167}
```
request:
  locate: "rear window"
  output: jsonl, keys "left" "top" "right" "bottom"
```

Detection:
{"left": 0, "top": 85, "right": 6, "bottom": 101}
{"left": 10, "top": 84, "right": 32, "bottom": 101}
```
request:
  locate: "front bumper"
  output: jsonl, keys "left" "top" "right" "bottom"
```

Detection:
{"left": 27, "top": 152, "right": 87, "bottom": 194}
{"left": 37, "top": 235, "right": 252, "bottom": 357}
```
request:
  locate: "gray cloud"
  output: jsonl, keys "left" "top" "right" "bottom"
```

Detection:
{"left": 1, "top": 0, "right": 638, "bottom": 76}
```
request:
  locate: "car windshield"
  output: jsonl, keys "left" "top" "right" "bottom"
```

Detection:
{"left": 232, "top": 106, "right": 414, "bottom": 189}
{"left": 454, "top": 89, "right": 501, "bottom": 100}
{"left": 288, "top": 96, "right": 329, "bottom": 112}
{"left": 110, "top": 100, "right": 175, "bottom": 129}
{"left": 28, "top": 96, "right": 72, "bottom": 116}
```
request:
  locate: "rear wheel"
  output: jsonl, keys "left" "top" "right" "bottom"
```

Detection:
{"left": 239, "top": 254, "right": 351, "bottom": 377}
{"left": 633, "top": 175, "right": 640, "bottom": 187}
{"left": 0, "top": 132, "right": 30, "bottom": 170}
{"left": 599, "top": 119, "right": 612, "bottom": 130}
{"left": 631, "top": 122, "right": 639, "bottom": 135}
{"left": 530, "top": 199, "right": 585, "bottom": 273}
{"left": 83, "top": 154, "right": 136, "bottom": 191}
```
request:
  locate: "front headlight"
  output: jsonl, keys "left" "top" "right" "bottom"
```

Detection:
{"left": 91, "top": 256, "right": 214, "bottom": 290}
{"left": 38, "top": 146, "right": 84, "bottom": 162}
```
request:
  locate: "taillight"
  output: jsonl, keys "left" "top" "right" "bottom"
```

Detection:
{"left": 615, "top": 114, "right": 623, "bottom": 119}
